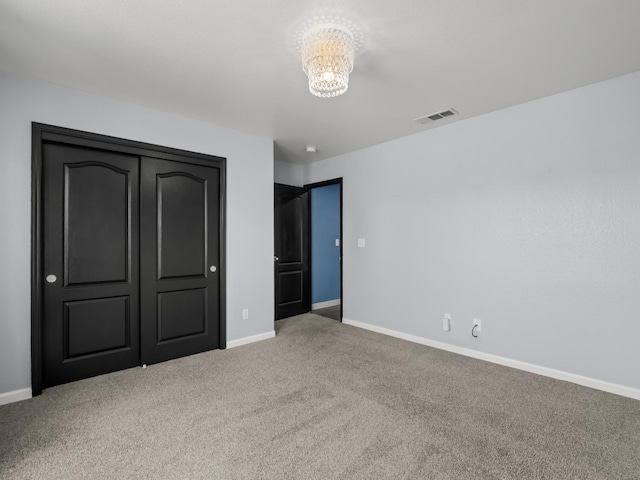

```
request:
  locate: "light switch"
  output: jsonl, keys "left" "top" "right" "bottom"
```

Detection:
{"left": 443, "top": 318, "right": 451, "bottom": 331}
{"left": 335, "top": 239, "right": 340, "bottom": 246}
{"left": 357, "top": 238, "right": 366, "bottom": 248}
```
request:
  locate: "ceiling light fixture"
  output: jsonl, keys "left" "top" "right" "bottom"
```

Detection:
{"left": 301, "top": 24, "right": 354, "bottom": 98}
{"left": 294, "top": 16, "right": 363, "bottom": 98}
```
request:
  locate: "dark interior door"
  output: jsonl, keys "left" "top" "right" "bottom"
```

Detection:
{"left": 42, "top": 143, "right": 140, "bottom": 388}
{"left": 274, "top": 184, "right": 310, "bottom": 320}
{"left": 140, "top": 157, "right": 221, "bottom": 364}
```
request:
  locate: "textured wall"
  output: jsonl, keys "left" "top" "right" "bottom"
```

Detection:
{"left": 311, "top": 184, "right": 341, "bottom": 304}
{"left": 0, "top": 72, "right": 274, "bottom": 395}
{"left": 304, "top": 72, "right": 640, "bottom": 390}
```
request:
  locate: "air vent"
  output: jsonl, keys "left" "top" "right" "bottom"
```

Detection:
{"left": 414, "top": 108, "right": 458, "bottom": 124}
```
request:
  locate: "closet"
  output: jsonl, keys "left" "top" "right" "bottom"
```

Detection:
{"left": 32, "top": 124, "right": 225, "bottom": 392}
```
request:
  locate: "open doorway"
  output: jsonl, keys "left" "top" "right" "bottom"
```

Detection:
{"left": 309, "top": 180, "right": 342, "bottom": 321}
{"left": 273, "top": 178, "right": 342, "bottom": 322}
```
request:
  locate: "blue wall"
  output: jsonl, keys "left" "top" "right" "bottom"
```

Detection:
{"left": 311, "top": 184, "right": 341, "bottom": 304}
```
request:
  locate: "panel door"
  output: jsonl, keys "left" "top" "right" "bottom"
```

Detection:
{"left": 140, "top": 157, "right": 221, "bottom": 364}
{"left": 42, "top": 143, "right": 140, "bottom": 388}
{"left": 274, "top": 184, "right": 310, "bottom": 320}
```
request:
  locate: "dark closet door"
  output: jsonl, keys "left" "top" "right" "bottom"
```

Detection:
{"left": 274, "top": 184, "right": 310, "bottom": 320}
{"left": 42, "top": 143, "right": 140, "bottom": 388}
{"left": 140, "top": 157, "right": 221, "bottom": 364}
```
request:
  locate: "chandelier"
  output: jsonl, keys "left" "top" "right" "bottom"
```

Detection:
{"left": 300, "top": 23, "right": 356, "bottom": 98}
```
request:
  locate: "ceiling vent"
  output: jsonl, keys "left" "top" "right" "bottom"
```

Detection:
{"left": 414, "top": 108, "right": 458, "bottom": 124}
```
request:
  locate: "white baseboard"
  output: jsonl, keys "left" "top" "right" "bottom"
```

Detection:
{"left": 0, "top": 388, "right": 32, "bottom": 406}
{"left": 227, "top": 330, "right": 276, "bottom": 349}
{"left": 312, "top": 299, "right": 341, "bottom": 310}
{"left": 342, "top": 318, "right": 640, "bottom": 401}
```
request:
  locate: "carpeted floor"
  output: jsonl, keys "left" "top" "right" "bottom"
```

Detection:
{"left": 1, "top": 314, "right": 639, "bottom": 479}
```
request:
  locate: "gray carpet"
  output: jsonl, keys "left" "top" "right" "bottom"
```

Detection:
{"left": 1, "top": 314, "right": 639, "bottom": 479}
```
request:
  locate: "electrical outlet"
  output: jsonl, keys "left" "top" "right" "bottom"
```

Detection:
{"left": 242, "top": 308, "right": 249, "bottom": 320}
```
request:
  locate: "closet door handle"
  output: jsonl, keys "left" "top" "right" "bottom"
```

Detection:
{"left": 274, "top": 256, "right": 279, "bottom": 262}
{"left": 209, "top": 265, "right": 217, "bottom": 273}
{"left": 46, "top": 274, "right": 57, "bottom": 284}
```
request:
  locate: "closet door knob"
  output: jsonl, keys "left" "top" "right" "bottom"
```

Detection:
{"left": 46, "top": 274, "right": 57, "bottom": 284}
{"left": 274, "top": 256, "right": 279, "bottom": 261}
{"left": 209, "top": 266, "right": 217, "bottom": 273}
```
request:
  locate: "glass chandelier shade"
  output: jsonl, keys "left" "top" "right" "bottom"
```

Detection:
{"left": 301, "top": 24, "right": 355, "bottom": 98}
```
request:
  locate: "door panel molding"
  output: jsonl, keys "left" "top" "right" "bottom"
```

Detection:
{"left": 156, "top": 173, "right": 207, "bottom": 281}
{"left": 63, "top": 295, "right": 131, "bottom": 359}
{"left": 31, "top": 123, "right": 226, "bottom": 396}
{"left": 63, "top": 161, "right": 132, "bottom": 287}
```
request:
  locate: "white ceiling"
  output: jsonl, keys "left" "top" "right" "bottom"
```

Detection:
{"left": 2, "top": 0, "right": 640, "bottom": 164}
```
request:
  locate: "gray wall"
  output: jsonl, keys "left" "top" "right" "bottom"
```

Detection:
{"left": 304, "top": 72, "right": 640, "bottom": 390}
{"left": 274, "top": 159, "right": 303, "bottom": 187}
{"left": 0, "top": 72, "right": 275, "bottom": 395}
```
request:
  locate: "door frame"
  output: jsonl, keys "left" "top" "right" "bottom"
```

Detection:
{"left": 305, "top": 178, "right": 343, "bottom": 322}
{"left": 31, "top": 123, "right": 227, "bottom": 395}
